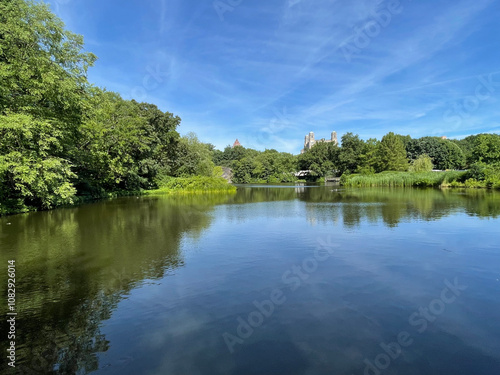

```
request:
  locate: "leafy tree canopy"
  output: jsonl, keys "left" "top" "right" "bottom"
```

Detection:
{"left": 377, "top": 132, "right": 409, "bottom": 172}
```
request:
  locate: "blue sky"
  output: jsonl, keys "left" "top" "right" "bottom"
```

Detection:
{"left": 46, "top": 0, "right": 500, "bottom": 153}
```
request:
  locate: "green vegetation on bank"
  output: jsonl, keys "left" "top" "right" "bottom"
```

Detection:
{"left": 341, "top": 171, "right": 467, "bottom": 188}
{"left": 214, "top": 147, "right": 296, "bottom": 183}
{"left": 146, "top": 176, "right": 237, "bottom": 195}
{"left": 342, "top": 163, "right": 500, "bottom": 188}
{"left": 453, "top": 162, "right": 500, "bottom": 189}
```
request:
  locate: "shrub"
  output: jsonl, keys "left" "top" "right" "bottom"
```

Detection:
{"left": 466, "top": 162, "right": 500, "bottom": 189}
{"left": 356, "top": 166, "right": 376, "bottom": 175}
{"left": 409, "top": 154, "right": 433, "bottom": 172}
{"left": 466, "top": 162, "right": 488, "bottom": 181}
{"left": 148, "top": 176, "right": 236, "bottom": 194}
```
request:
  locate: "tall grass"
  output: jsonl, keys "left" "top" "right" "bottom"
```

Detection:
{"left": 341, "top": 171, "right": 467, "bottom": 188}
{"left": 146, "top": 176, "right": 237, "bottom": 195}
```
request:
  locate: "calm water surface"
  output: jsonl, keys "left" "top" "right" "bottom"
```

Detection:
{"left": 1, "top": 185, "right": 500, "bottom": 375}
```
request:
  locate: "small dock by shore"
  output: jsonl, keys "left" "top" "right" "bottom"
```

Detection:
{"left": 326, "top": 177, "right": 341, "bottom": 183}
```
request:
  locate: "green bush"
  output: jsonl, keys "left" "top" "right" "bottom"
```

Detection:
{"left": 355, "top": 166, "right": 376, "bottom": 175}
{"left": 464, "top": 178, "right": 484, "bottom": 188}
{"left": 409, "top": 154, "right": 434, "bottom": 172}
{"left": 466, "top": 162, "right": 488, "bottom": 180}
{"left": 465, "top": 162, "right": 500, "bottom": 188}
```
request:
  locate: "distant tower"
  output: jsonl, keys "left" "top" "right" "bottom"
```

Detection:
{"left": 233, "top": 139, "right": 242, "bottom": 148}
{"left": 302, "top": 131, "right": 337, "bottom": 153}
{"left": 441, "top": 136, "right": 447, "bottom": 140}
{"left": 331, "top": 131, "right": 338, "bottom": 145}
{"left": 307, "top": 132, "right": 315, "bottom": 149}
{"left": 302, "top": 132, "right": 315, "bottom": 153}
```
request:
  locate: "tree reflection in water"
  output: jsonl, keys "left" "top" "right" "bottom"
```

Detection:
{"left": 0, "top": 186, "right": 499, "bottom": 373}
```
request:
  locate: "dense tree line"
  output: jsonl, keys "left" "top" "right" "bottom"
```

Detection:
{"left": 213, "top": 146, "right": 296, "bottom": 183}
{"left": 215, "top": 132, "right": 500, "bottom": 184}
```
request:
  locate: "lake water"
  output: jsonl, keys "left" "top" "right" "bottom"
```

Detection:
{"left": 1, "top": 185, "right": 500, "bottom": 375}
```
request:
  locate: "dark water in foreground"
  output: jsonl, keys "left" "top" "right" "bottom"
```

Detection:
{"left": 1, "top": 185, "right": 500, "bottom": 375}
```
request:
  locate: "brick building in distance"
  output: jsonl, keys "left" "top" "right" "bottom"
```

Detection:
{"left": 301, "top": 131, "right": 338, "bottom": 153}
{"left": 233, "top": 139, "right": 241, "bottom": 148}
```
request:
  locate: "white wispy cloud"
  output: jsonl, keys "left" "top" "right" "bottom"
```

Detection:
{"left": 50, "top": 0, "right": 500, "bottom": 151}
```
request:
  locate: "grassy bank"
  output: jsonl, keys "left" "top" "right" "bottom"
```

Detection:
{"left": 145, "top": 176, "right": 237, "bottom": 195}
{"left": 341, "top": 171, "right": 468, "bottom": 188}
{"left": 341, "top": 163, "right": 500, "bottom": 189}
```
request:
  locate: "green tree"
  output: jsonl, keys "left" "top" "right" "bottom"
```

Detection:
{"left": 0, "top": 113, "right": 76, "bottom": 209}
{"left": 298, "top": 141, "right": 338, "bottom": 178}
{"left": 377, "top": 132, "right": 408, "bottom": 171}
{"left": 452, "top": 136, "right": 476, "bottom": 166}
{"left": 441, "top": 140, "right": 466, "bottom": 170}
{"left": 396, "top": 134, "right": 412, "bottom": 150}
{"left": 0, "top": 0, "right": 94, "bottom": 209}
{"left": 73, "top": 90, "right": 150, "bottom": 193}
{"left": 0, "top": 0, "right": 96, "bottom": 123}
{"left": 171, "top": 132, "right": 214, "bottom": 177}
{"left": 232, "top": 157, "right": 256, "bottom": 183}
{"left": 409, "top": 154, "right": 434, "bottom": 172}
{"left": 338, "top": 133, "right": 364, "bottom": 174}
{"left": 471, "top": 134, "right": 500, "bottom": 164}
{"left": 356, "top": 138, "right": 380, "bottom": 174}
{"left": 407, "top": 137, "right": 464, "bottom": 170}
{"left": 212, "top": 149, "right": 225, "bottom": 165}
{"left": 133, "top": 101, "right": 180, "bottom": 186}
{"left": 213, "top": 145, "right": 259, "bottom": 168}
{"left": 253, "top": 149, "right": 296, "bottom": 182}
